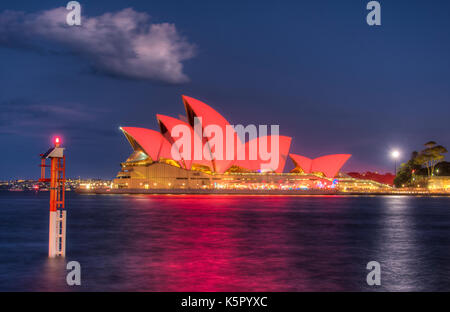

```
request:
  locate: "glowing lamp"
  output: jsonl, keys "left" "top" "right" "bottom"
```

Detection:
{"left": 55, "top": 137, "right": 61, "bottom": 146}
{"left": 391, "top": 149, "right": 401, "bottom": 176}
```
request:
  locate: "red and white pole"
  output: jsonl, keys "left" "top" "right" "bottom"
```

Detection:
{"left": 40, "top": 137, "right": 66, "bottom": 258}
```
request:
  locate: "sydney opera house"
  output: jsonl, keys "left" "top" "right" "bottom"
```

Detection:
{"left": 110, "top": 95, "right": 383, "bottom": 192}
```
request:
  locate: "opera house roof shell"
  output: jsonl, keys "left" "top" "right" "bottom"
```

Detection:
{"left": 120, "top": 95, "right": 351, "bottom": 178}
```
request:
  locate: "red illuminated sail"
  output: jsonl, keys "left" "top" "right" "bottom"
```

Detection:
{"left": 289, "top": 154, "right": 351, "bottom": 178}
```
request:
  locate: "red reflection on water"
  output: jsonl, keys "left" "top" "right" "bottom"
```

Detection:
{"left": 115, "top": 195, "right": 347, "bottom": 291}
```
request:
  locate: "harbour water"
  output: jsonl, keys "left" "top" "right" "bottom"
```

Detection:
{"left": 1, "top": 192, "right": 450, "bottom": 291}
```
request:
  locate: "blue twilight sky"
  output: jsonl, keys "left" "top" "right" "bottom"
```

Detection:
{"left": 0, "top": 0, "right": 449, "bottom": 179}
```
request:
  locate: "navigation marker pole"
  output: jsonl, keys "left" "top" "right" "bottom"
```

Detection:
{"left": 39, "top": 137, "right": 66, "bottom": 258}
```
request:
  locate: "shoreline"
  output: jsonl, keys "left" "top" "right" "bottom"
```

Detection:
{"left": 75, "top": 188, "right": 450, "bottom": 197}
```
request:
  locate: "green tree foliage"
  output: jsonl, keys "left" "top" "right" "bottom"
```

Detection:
{"left": 394, "top": 142, "right": 448, "bottom": 187}
{"left": 414, "top": 142, "right": 448, "bottom": 177}
{"left": 394, "top": 151, "right": 421, "bottom": 187}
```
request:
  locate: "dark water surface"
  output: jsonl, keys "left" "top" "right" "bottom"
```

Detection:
{"left": 1, "top": 192, "right": 450, "bottom": 291}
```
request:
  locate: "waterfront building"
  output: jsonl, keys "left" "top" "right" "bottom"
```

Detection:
{"left": 112, "top": 95, "right": 387, "bottom": 191}
{"left": 428, "top": 176, "right": 450, "bottom": 191}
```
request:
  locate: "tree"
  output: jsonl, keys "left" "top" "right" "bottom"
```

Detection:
{"left": 414, "top": 142, "right": 448, "bottom": 178}
{"left": 394, "top": 162, "right": 412, "bottom": 187}
{"left": 393, "top": 151, "right": 421, "bottom": 187}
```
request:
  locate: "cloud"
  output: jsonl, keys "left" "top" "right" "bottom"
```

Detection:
{"left": 0, "top": 7, "right": 196, "bottom": 83}
{"left": 0, "top": 99, "right": 113, "bottom": 139}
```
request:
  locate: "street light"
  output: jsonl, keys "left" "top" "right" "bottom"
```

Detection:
{"left": 391, "top": 150, "right": 400, "bottom": 174}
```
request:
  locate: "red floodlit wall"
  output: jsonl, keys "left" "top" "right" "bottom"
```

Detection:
{"left": 289, "top": 154, "right": 351, "bottom": 178}
{"left": 347, "top": 172, "right": 395, "bottom": 185}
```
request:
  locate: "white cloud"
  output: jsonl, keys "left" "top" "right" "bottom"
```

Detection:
{"left": 0, "top": 7, "right": 196, "bottom": 83}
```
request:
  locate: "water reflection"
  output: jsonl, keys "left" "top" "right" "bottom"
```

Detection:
{"left": 377, "top": 196, "right": 419, "bottom": 291}
{"left": 32, "top": 258, "right": 69, "bottom": 291}
{"left": 1, "top": 193, "right": 450, "bottom": 291}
